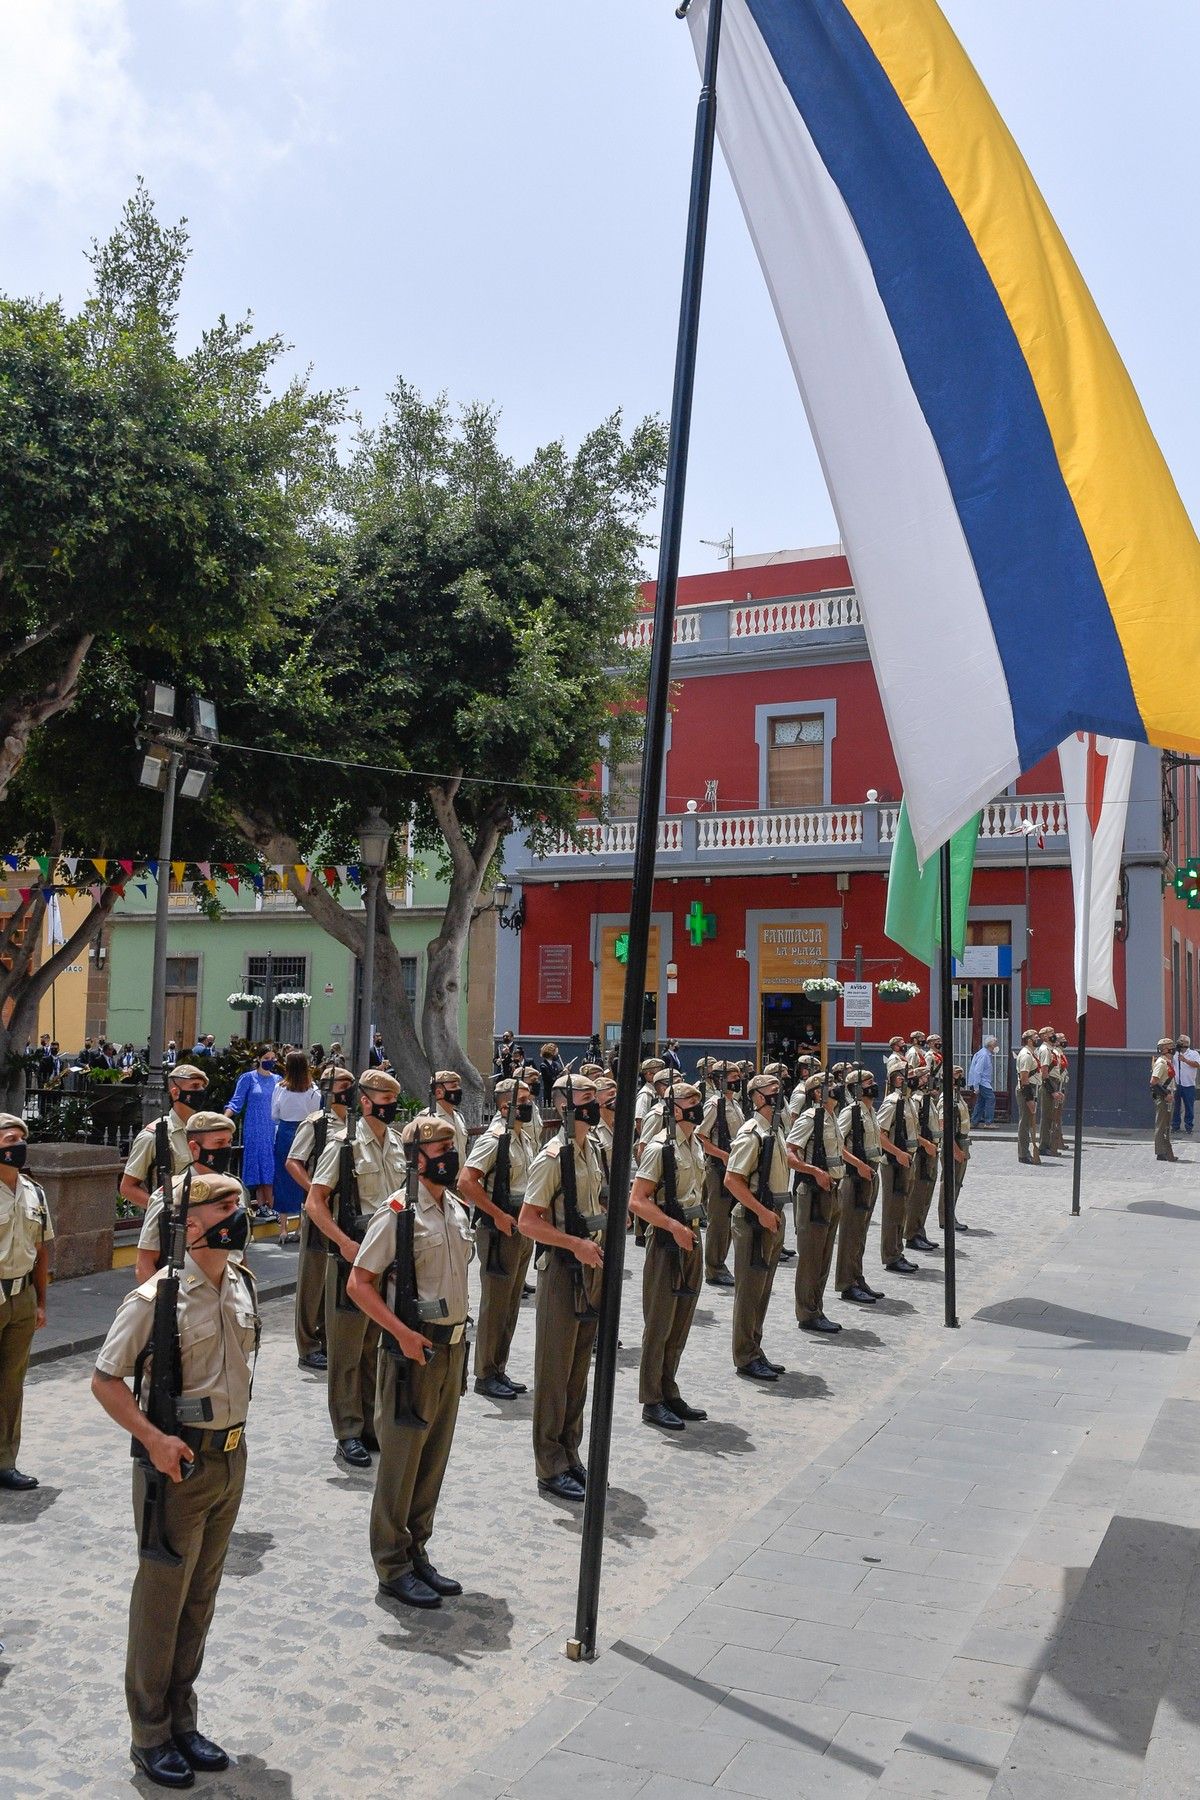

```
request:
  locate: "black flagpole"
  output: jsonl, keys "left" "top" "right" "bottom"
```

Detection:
{"left": 1071, "top": 1013, "right": 1087, "bottom": 1216}
{"left": 569, "top": 0, "right": 724, "bottom": 1663}
{"left": 940, "top": 843, "right": 959, "bottom": 1328}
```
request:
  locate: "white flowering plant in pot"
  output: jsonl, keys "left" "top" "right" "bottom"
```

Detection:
{"left": 227, "top": 992, "right": 262, "bottom": 1010}
{"left": 877, "top": 979, "right": 921, "bottom": 1003}
{"left": 802, "top": 977, "right": 844, "bottom": 1002}
{"left": 273, "top": 991, "right": 312, "bottom": 1009}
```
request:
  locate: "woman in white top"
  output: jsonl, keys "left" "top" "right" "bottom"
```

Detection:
{"left": 271, "top": 1050, "right": 323, "bottom": 1241}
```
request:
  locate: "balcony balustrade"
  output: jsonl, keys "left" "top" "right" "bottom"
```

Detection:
{"left": 617, "top": 588, "right": 862, "bottom": 652}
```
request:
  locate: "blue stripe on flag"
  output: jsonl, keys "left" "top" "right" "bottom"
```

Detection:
{"left": 743, "top": 0, "right": 1144, "bottom": 763}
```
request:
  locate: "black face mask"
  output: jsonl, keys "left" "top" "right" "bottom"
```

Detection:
{"left": 862, "top": 1088, "right": 877, "bottom": 1102}
{"left": 725, "top": 1082, "right": 741, "bottom": 1093}
{"left": 368, "top": 1100, "right": 399, "bottom": 1124}
{"left": 516, "top": 1103, "right": 534, "bottom": 1122}
{"left": 260, "top": 1061, "right": 278, "bottom": 1074}
{"left": 441, "top": 1089, "right": 463, "bottom": 1108}
{"left": 422, "top": 1149, "right": 460, "bottom": 1186}
{"left": 175, "top": 1090, "right": 206, "bottom": 1111}
{"left": 574, "top": 1100, "right": 601, "bottom": 1126}
{"left": 331, "top": 1087, "right": 356, "bottom": 1110}
{"left": 195, "top": 1145, "right": 234, "bottom": 1174}
{"left": 0, "top": 1143, "right": 28, "bottom": 1169}
{"left": 680, "top": 1104, "right": 704, "bottom": 1125}
{"left": 195, "top": 1205, "right": 250, "bottom": 1253}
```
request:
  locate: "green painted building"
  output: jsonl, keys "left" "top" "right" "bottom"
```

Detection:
{"left": 98, "top": 861, "right": 485, "bottom": 1062}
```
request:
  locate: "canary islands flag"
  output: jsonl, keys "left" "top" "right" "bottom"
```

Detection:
{"left": 687, "top": 0, "right": 1200, "bottom": 863}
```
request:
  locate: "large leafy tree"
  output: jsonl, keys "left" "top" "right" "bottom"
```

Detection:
{"left": 216, "top": 385, "right": 667, "bottom": 1114}
{"left": 0, "top": 186, "right": 339, "bottom": 1103}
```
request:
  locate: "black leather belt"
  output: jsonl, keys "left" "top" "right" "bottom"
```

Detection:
{"left": 1, "top": 1273, "right": 34, "bottom": 1298}
{"left": 180, "top": 1423, "right": 246, "bottom": 1453}
{"left": 426, "top": 1321, "right": 467, "bottom": 1346}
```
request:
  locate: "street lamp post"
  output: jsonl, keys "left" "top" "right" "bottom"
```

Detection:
{"left": 356, "top": 809, "right": 392, "bottom": 1075}
{"left": 137, "top": 684, "right": 218, "bottom": 1126}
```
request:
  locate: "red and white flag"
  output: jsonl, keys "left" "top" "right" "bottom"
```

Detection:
{"left": 1057, "top": 733, "right": 1135, "bottom": 1015}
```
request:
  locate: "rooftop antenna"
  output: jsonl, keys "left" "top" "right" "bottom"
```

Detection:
{"left": 700, "top": 527, "right": 735, "bottom": 569}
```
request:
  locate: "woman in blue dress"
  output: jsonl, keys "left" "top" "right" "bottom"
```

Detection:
{"left": 225, "top": 1050, "right": 281, "bottom": 1214}
{"left": 271, "top": 1050, "right": 322, "bottom": 1243}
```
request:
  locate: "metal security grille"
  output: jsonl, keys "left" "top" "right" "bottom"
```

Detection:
{"left": 245, "top": 955, "right": 308, "bottom": 1043}
{"left": 953, "top": 979, "right": 1012, "bottom": 1118}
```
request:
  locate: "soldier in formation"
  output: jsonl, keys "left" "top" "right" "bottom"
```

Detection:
{"left": 1014, "top": 1030, "right": 1042, "bottom": 1164}
{"left": 518, "top": 1073, "right": 605, "bottom": 1502}
{"left": 0, "top": 1113, "right": 51, "bottom": 1491}
{"left": 787, "top": 1070, "right": 871, "bottom": 1334}
{"left": 304, "top": 1069, "right": 407, "bottom": 1468}
{"left": 722, "top": 1072, "right": 790, "bottom": 1382}
{"left": 134, "top": 1111, "right": 244, "bottom": 1285}
{"left": 346, "top": 1115, "right": 473, "bottom": 1608}
{"left": 92, "top": 1173, "right": 257, "bottom": 1789}
{"left": 835, "top": 1069, "right": 884, "bottom": 1304}
{"left": 119, "top": 1065, "right": 211, "bottom": 1212}
{"left": 628, "top": 1080, "right": 707, "bottom": 1430}
{"left": 284, "top": 1065, "right": 359, "bottom": 1371}
{"left": 1152, "top": 1038, "right": 1178, "bottom": 1161}
{"left": 697, "top": 1059, "right": 743, "bottom": 1289}
{"left": 459, "top": 1076, "right": 536, "bottom": 1400}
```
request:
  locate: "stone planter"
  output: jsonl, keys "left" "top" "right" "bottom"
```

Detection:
{"left": 27, "top": 1142, "right": 122, "bottom": 1280}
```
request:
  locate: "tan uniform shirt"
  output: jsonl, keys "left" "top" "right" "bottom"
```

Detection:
{"left": 837, "top": 1099, "right": 882, "bottom": 1166}
{"left": 465, "top": 1115, "right": 535, "bottom": 1196}
{"left": 635, "top": 1133, "right": 707, "bottom": 1217}
{"left": 939, "top": 1094, "right": 972, "bottom": 1158}
{"left": 313, "top": 1116, "right": 407, "bottom": 1216}
{"left": 524, "top": 1134, "right": 606, "bottom": 1233}
{"left": 912, "top": 1090, "right": 943, "bottom": 1149}
{"left": 876, "top": 1089, "right": 920, "bottom": 1149}
{"left": 727, "top": 1115, "right": 790, "bottom": 1198}
{"left": 138, "top": 1177, "right": 251, "bottom": 1258}
{"left": 355, "top": 1184, "right": 474, "bottom": 1324}
{"left": 699, "top": 1093, "right": 744, "bottom": 1148}
{"left": 634, "top": 1086, "right": 658, "bottom": 1125}
{"left": 0, "top": 1172, "right": 53, "bottom": 1279}
{"left": 95, "top": 1256, "right": 259, "bottom": 1431}
{"left": 437, "top": 1105, "right": 469, "bottom": 1166}
{"left": 1016, "top": 1047, "right": 1041, "bottom": 1089}
{"left": 786, "top": 1107, "right": 847, "bottom": 1180}
{"left": 123, "top": 1110, "right": 193, "bottom": 1186}
{"left": 1152, "top": 1055, "right": 1175, "bottom": 1091}
{"left": 289, "top": 1108, "right": 350, "bottom": 1172}
{"left": 1037, "top": 1042, "right": 1060, "bottom": 1087}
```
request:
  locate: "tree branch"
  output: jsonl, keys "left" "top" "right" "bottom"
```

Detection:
{"left": 20, "top": 887, "right": 117, "bottom": 1012}
{"left": 0, "top": 631, "right": 96, "bottom": 804}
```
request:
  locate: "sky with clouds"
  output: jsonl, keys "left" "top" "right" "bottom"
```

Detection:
{"left": 2, "top": 0, "right": 1197, "bottom": 574}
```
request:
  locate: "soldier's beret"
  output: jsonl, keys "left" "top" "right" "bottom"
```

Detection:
{"left": 804, "top": 1072, "right": 828, "bottom": 1095}
{"left": 434, "top": 1069, "right": 462, "bottom": 1086}
{"left": 401, "top": 1115, "right": 455, "bottom": 1146}
{"left": 553, "top": 1073, "right": 598, "bottom": 1099}
{"left": 494, "top": 1077, "right": 529, "bottom": 1100}
{"left": 578, "top": 1063, "right": 605, "bottom": 1079}
{"left": 169, "top": 1064, "right": 209, "bottom": 1086}
{"left": 187, "top": 1174, "right": 242, "bottom": 1206}
{"left": 639, "top": 1057, "right": 666, "bottom": 1077}
{"left": 746, "top": 1074, "right": 780, "bottom": 1097}
{"left": 0, "top": 1111, "right": 28, "bottom": 1137}
{"left": 183, "top": 1111, "right": 234, "bottom": 1135}
{"left": 360, "top": 1069, "right": 402, "bottom": 1097}
{"left": 670, "top": 1083, "right": 702, "bottom": 1105}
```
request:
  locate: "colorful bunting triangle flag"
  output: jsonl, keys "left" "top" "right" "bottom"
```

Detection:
{"left": 119, "top": 859, "right": 134, "bottom": 876}
{"left": 3, "top": 855, "right": 19, "bottom": 871}
{"left": 35, "top": 855, "right": 52, "bottom": 880}
{"left": 172, "top": 861, "right": 186, "bottom": 885}
{"left": 64, "top": 855, "right": 79, "bottom": 879}
{"left": 227, "top": 875, "right": 240, "bottom": 894}
{"left": 89, "top": 884, "right": 102, "bottom": 903}
{"left": 18, "top": 887, "right": 32, "bottom": 905}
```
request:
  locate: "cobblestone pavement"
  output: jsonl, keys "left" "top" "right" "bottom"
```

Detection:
{"left": 0, "top": 1138, "right": 1170, "bottom": 1797}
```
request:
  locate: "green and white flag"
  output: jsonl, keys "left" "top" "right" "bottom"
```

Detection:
{"left": 884, "top": 801, "right": 980, "bottom": 967}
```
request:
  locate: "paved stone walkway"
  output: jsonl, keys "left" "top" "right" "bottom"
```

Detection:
{"left": 1, "top": 1135, "right": 1194, "bottom": 1797}
{"left": 455, "top": 1139, "right": 1200, "bottom": 1800}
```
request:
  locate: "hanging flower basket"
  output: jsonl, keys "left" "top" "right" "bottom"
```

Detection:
{"left": 877, "top": 979, "right": 921, "bottom": 1003}
{"left": 802, "top": 978, "right": 844, "bottom": 1002}
{"left": 274, "top": 991, "right": 312, "bottom": 1009}
{"left": 227, "top": 992, "right": 262, "bottom": 1010}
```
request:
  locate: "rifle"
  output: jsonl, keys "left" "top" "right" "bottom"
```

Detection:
{"left": 132, "top": 1166, "right": 213, "bottom": 1565}
{"left": 154, "top": 1116, "right": 173, "bottom": 1266}
{"left": 848, "top": 1094, "right": 872, "bottom": 1212}
{"left": 328, "top": 1140, "right": 368, "bottom": 1313}
{"left": 750, "top": 1085, "right": 783, "bottom": 1271}
{"left": 653, "top": 1069, "right": 700, "bottom": 1298}
{"left": 883, "top": 1080, "right": 909, "bottom": 1170}
{"left": 381, "top": 1152, "right": 448, "bottom": 1429}
{"left": 482, "top": 1083, "right": 520, "bottom": 1278}
{"left": 916, "top": 1090, "right": 935, "bottom": 1182}
{"left": 555, "top": 1064, "right": 601, "bottom": 1320}
{"left": 797, "top": 1092, "right": 830, "bottom": 1224}
{"left": 304, "top": 1108, "right": 332, "bottom": 1261}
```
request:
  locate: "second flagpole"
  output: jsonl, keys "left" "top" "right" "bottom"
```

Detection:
{"left": 568, "top": 0, "right": 725, "bottom": 1663}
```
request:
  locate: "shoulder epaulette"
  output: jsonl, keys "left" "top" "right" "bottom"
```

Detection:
{"left": 544, "top": 1140, "right": 562, "bottom": 1159}
{"left": 388, "top": 1195, "right": 406, "bottom": 1212}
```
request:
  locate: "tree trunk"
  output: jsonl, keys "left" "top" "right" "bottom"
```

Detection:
{"left": 0, "top": 887, "right": 113, "bottom": 1112}
{"left": 0, "top": 632, "right": 95, "bottom": 806}
{"left": 422, "top": 784, "right": 508, "bottom": 1125}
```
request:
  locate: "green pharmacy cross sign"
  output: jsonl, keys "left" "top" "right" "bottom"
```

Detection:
{"left": 614, "top": 932, "right": 630, "bottom": 964}
{"left": 686, "top": 900, "right": 716, "bottom": 948}
{"left": 1175, "top": 859, "right": 1200, "bottom": 910}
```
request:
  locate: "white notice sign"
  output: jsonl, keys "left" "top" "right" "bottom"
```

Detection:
{"left": 842, "top": 982, "right": 874, "bottom": 1029}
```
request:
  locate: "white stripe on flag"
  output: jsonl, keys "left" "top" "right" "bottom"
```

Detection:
{"left": 1057, "top": 733, "right": 1134, "bottom": 1014}
{"left": 688, "top": 0, "right": 1019, "bottom": 862}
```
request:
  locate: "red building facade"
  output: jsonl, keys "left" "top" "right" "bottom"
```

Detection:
{"left": 495, "top": 551, "right": 1167, "bottom": 1124}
